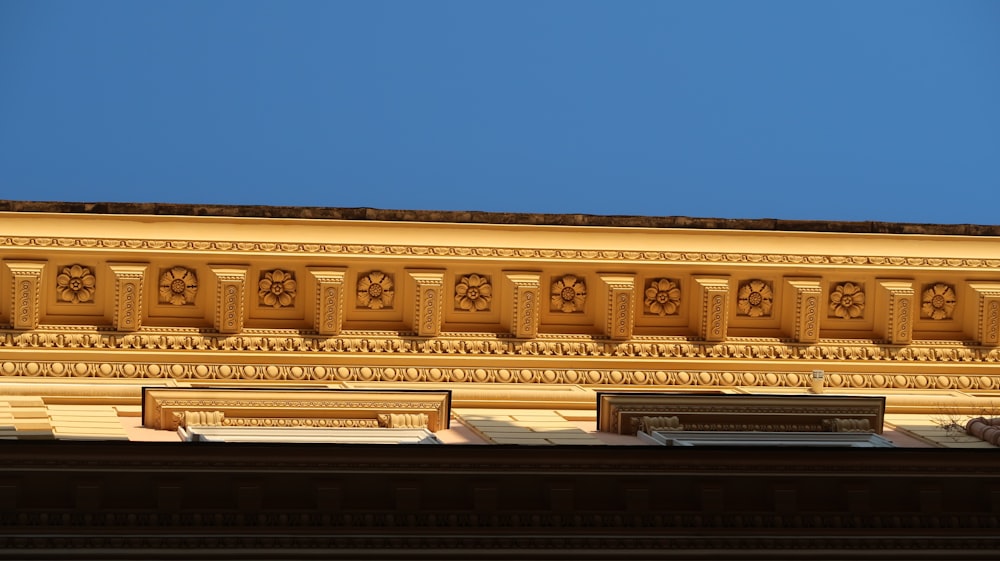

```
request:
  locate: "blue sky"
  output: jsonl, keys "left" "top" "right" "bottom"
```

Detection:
{"left": 2, "top": 2, "right": 998, "bottom": 223}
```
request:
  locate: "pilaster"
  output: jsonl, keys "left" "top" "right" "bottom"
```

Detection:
{"left": 307, "top": 268, "right": 346, "bottom": 336}
{"left": 108, "top": 264, "right": 147, "bottom": 332}
{"left": 210, "top": 265, "right": 249, "bottom": 334}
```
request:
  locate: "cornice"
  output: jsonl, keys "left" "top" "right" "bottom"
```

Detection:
{"left": 6, "top": 233, "right": 1000, "bottom": 269}
{"left": 6, "top": 206, "right": 1000, "bottom": 396}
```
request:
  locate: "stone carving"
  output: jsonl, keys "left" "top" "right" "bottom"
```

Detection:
{"left": 921, "top": 283, "right": 957, "bottom": 320}
{"left": 644, "top": 278, "right": 681, "bottom": 316}
{"left": 1, "top": 329, "right": 999, "bottom": 369}
{"left": 829, "top": 282, "right": 865, "bottom": 319}
{"left": 2, "top": 357, "right": 1000, "bottom": 391}
{"left": 357, "top": 271, "right": 394, "bottom": 310}
{"left": 639, "top": 416, "right": 682, "bottom": 432}
{"left": 378, "top": 413, "right": 430, "bottom": 428}
{"left": 822, "top": 418, "right": 872, "bottom": 433}
{"left": 175, "top": 410, "right": 226, "bottom": 427}
{"left": 258, "top": 269, "right": 297, "bottom": 308}
{"left": 55, "top": 264, "right": 96, "bottom": 304}
{"left": 736, "top": 279, "right": 773, "bottom": 317}
{"left": 965, "top": 417, "right": 1000, "bottom": 446}
{"left": 550, "top": 274, "right": 586, "bottom": 313}
{"left": 10, "top": 235, "right": 1000, "bottom": 271}
{"left": 158, "top": 266, "right": 198, "bottom": 305}
{"left": 454, "top": 274, "right": 492, "bottom": 311}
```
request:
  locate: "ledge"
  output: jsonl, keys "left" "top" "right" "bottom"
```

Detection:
{"left": 3, "top": 199, "right": 999, "bottom": 235}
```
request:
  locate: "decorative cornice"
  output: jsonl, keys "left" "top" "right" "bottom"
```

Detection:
{"left": 7, "top": 234, "right": 1000, "bottom": 269}
{"left": 8, "top": 329, "right": 1000, "bottom": 370}
{"left": 3, "top": 359, "right": 1000, "bottom": 393}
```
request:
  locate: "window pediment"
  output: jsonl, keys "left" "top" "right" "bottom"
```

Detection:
{"left": 142, "top": 387, "right": 451, "bottom": 432}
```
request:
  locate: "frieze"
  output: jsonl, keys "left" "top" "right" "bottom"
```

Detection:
{"left": 4, "top": 328, "right": 1000, "bottom": 365}
{"left": 5, "top": 235, "right": 1000, "bottom": 269}
{"left": 0, "top": 358, "right": 998, "bottom": 390}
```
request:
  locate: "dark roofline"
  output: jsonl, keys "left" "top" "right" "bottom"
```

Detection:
{"left": 1, "top": 199, "right": 998, "bottom": 236}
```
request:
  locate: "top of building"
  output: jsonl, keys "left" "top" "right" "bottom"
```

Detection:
{"left": 2, "top": 199, "right": 998, "bottom": 236}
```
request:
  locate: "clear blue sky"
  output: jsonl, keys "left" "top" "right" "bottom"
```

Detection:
{"left": 2, "top": 2, "right": 998, "bottom": 223}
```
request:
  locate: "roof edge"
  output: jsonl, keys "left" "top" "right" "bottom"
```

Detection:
{"left": 1, "top": 200, "right": 997, "bottom": 236}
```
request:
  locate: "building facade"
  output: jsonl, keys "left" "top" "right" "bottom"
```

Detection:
{"left": 1, "top": 201, "right": 998, "bottom": 559}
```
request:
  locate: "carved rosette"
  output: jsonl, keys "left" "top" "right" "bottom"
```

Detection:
{"left": 357, "top": 271, "right": 394, "bottom": 310}
{"left": 158, "top": 266, "right": 198, "bottom": 305}
{"left": 644, "top": 278, "right": 681, "bottom": 316}
{"left": 829, "top": 282, "right": 865, "bottom": 319}
{"left": 921, "top": 283, "right": 957, "bottom": 320}
{"left": 55, "top": 264, "right": 96, "bottom": 304}
{"left": 550, "top": 275, "right": 586, "bottom": 313}
{"left": 455, "top": 274, "right": 492, "bottom": 312}
{"left": 258, "top": 269, "right": 297, "bottom": 308}
{"left": 736, "top": 279, "right": 773, "bottom": 317}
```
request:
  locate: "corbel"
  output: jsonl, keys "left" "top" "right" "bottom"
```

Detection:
{"left": 108, "top": 263, "right": 147, "bottom": 331}
{"left": 692, "top": 276, "right": 730, "bottom": 342}
{"left": 784, "top": 278, "right": 823, "bottom": 343}
{"left": 4, "top": 261, "right": 46, "bottom": 330}
{"left": 406, "top": 270, "right": 445, "bottom": 337}
{"left": 598, "top": 273, "right": 636, "bottom": 340}
{"left": 874, "top": 280, "right": 914, "bottom": 344}
{"left": 209, "top": 265, "right": 249, "bottom": 334}
{"left": 502, "top": 272, "right": 541, "bottom": 339}
{"left": 967, "top": 282, "right": 1000, "bottom": 346}
{"left": 307, "top": 267, "right": 346, "bottom": 336}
